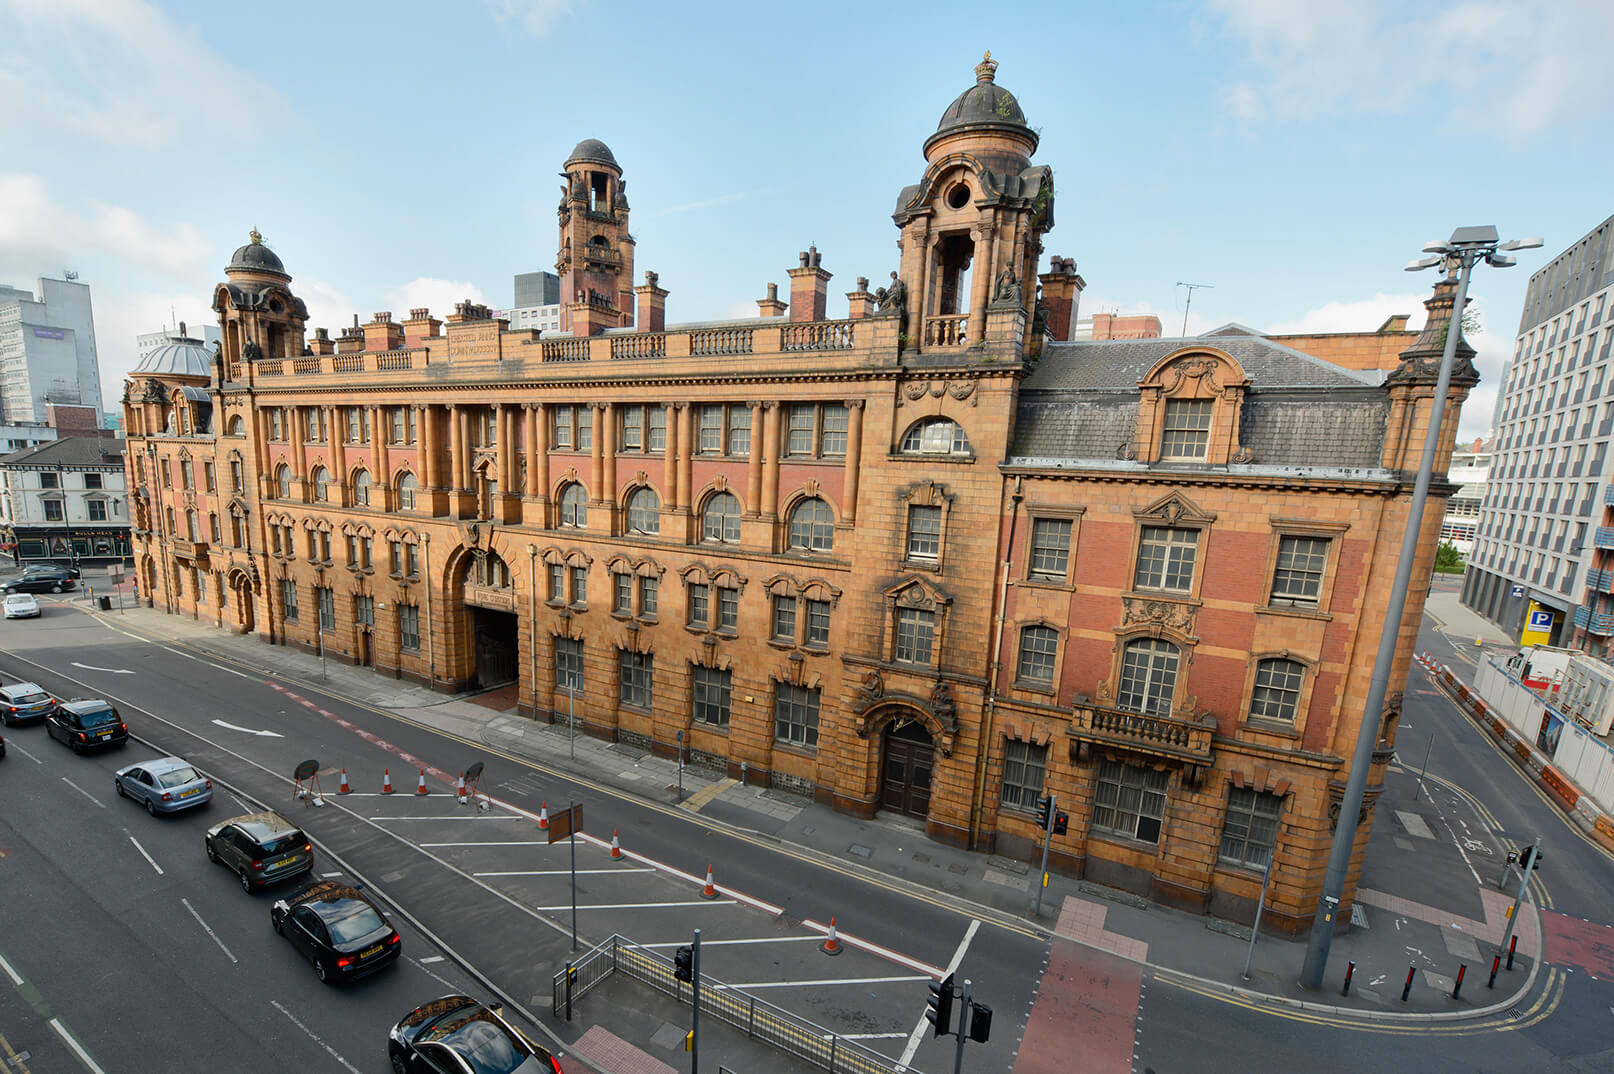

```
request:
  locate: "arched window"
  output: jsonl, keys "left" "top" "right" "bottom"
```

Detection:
{"left": 786, "top": 497, "right": 834, "bottom": 552}
{"left": 625, "top": 487, "right": 660, "bottom": 536}
{"left": 275, "top": 464, "right": 291, "bottom": 500}
{"left": 559, "top": 483, "right": 589, "bottom": 528}
{"left": 1117, "top": 638, "right": 1180, "bottom": 718}
{"left": 396, "top": 471, "right": 417, "bottom": 510}
{"left": 701, "top": 491, "right": 741, "bottom": 544}
{"left": 900, "top": 418, "right": 972, "bottom": 456}
{"left": 352, "top": 469, "right": 372, "bottom": 507}
{"left": 312, "top": 466, "right": 331, "bottom": 502}
{"left": 228, "top": 415, "right": 245, "bottom": 437}
{"left": 1251, "top": 658, "right": 1305, "bottom": 723}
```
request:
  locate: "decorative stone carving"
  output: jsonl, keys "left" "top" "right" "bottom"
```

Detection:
{"left": 988, "top": 267, "right": 1022, "bottom": 307}
{"left": 1116, "top": 441, "right": 1138, "bottom": 461}
{"left": 1163, "top": 356, "right": 1224, "bottom": 395}
{"left": 242, "top": 340, "right": 263, "bottom": 362}
{"left": 860, "top": 668, "right": 885, "bottom": 701}
{"left": 1122, "top": 596, "right": 1197, "bottom": 635}
{"left": 1231, "top": 445, "right": 1255, "bottom": 464}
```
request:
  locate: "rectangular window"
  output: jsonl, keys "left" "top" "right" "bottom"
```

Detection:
{"left": 88, "top": 500, "right": 107, "bottom": 522}
{"left": 316, "top": 586, "right": 335, "bottom": 630}
{"left": 1219, "top": 788, "right": 1283, "bottom": 869}
{"left": 1092, "top": 759, "right": 1170, "bottom": 844}
{"left": 805, "top": 598, "right": 831, "bottom": 648}
{"left": 39, "top": 471, "right": 58, "bottom": 489}
{"left": 575, "top": 406, "right": 592, "bottom": 450}
{"left": 547, "top": 563, "right": 565, "bottom": 602}
{"left": 698, "top": 405, "right": 723, "bottom": 454}
{"left": 43, "top": 500, "right": 63, "bottom": 522}
{"left": 552, "top": 405, "right": 574, "bottom": 450}
{"left": 281, "top": 579, "right": 299, "bottom": 621}
{"left": 647, "top": 406, "right": 667, "bottom": 451}
{"left": 355, "top": 595, "right": 375, "bottom": 627}
{"left": 1028, "top": 518, "right": 1072, "bottom": 579}
{"left": 346, "top": 534, "right": 359, "bottom": 565}
{"left": 347, "top": 408, "right": 362, "bottom": 444}
{"left": 1118, "top": 640, "right": 1180, "bottom": 717}
{"left": 359, "top": 536, "right": 372, "bottom": 569}
{"left": 555, "top": 637, "right": 583, "bottom": 692}
{"left": 160, "top": 460, "right": 171, "bottom": 487}
{"left": 399, "top": 604, "right": 420, "bottom": 651}
{"left": 639, "top": 576, "right": 658, "bottom": 618}
{"left": 614, "top": 572, "right": 633, "bottom": 614}
{"left": 772, "top": 594, "right": 797, "bottom": 642}
{"left": 907, "top": 505, "right": 942, "bottom": 562}
{"left": 895, "top": 607, "right": 935, "bottom": 664}
{"left": 774, "top": 682, "right": 820, "bottom": 748}
{"left": 999, "top": 740, "right": 1048, "bottom": 811}
{"left": 570, "top": 565, "right": 587, "bottom": 606}
{"left": 819, "top": 405, "right": 849, "bottom": 456}
{"left": 727, "top": 405, "right": 751, "bottom": 456}
{"left": 1133, "top": 526, "right": 1197, "bottom": 593}
{"left": 181, "top": 459, "right": 195, "bottom": 489}
{"left": 1017, "top": 625, "right": 1059, "bottom": 686}
{"left": 208, "top": 512, "right": 220, "bottom": 542}
{"left": 620, "top": 406, "right": 643, "bottom": 451}
{"left": 1160, "top": 399, "right": 1213, "bottom": 460}
{"left": 404, "top": 543, "right": 418, "bottom": 576}
{"left": 203, "top": 462, "right": 216, "bottom": 492}
{"left": 391, "top": 408, "right": 406, "bottom": 445}
{"left": 692, "top": 665, "right": 732, "bottom": 727}
{"left": 786, "top": 404, "right": 814, "bottom": 456}
{"left": 1270, "top": 535, "right": 1330, "bottom": 607}
{"left": 270, "top": 410, "right": 285, "bottom": 440}
{"left": 618, "top": 649, "right": 653, "bottom": 710}
{"left": 688, "top": 582, "right": 710, "bottom": 627}
{"left": 390, "top": 541, "right": 403, "bottom": 575}
{"left": 84, "top": 472, "right": 102, "bottom": 489}
{"left": 718, "top": 585, "right": 739, "bottom": 631}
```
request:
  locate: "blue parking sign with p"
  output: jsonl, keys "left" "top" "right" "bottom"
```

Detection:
{"left": 1528, "top": 610, "right": 1553, "bottom": 630}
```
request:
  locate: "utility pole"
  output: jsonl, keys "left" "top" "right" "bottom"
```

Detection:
{"left": 1498, "top": 839, "right": 1540, "bottom": 958}
{"left": 1176, "top": 281, "right": 1213, "bottom": 336}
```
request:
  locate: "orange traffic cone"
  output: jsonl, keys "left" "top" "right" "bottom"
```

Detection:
{"left": 416, "top": 768, "right": 428, "bottom": 795}
{"left": 700, "top": 864, "right": 718, "bottom": 899}
{"left": 538, "top": 802, "right": 550, "bottom": 829}
{"left": 822, "top": 917, "right": 842, "bottom": 956}
{"left": 456, "top": 774, "right": 467, "bottom": 805}
{"left": 338, "top": 768, "right": 351, "bottom": 794}
{"left": 382, "top": 768, "right": 394, "bottom": 794}
{"left": 610, "top": 829, "right": 623, "bottom": 860}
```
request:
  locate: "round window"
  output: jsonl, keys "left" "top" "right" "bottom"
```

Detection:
{"left": 946, "top": 184, "right": 971, "bottom": 210}
{"left": 269, "top": 299, "right": 283, "bottom": 313}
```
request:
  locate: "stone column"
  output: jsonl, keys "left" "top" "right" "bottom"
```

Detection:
{"left": 590, "top": 403, "right": 607, "bottom": 503}
{"left": 966, "top": 219, "right": 996, "bottom": 345}
{"left": 600, "top": 402, "right": 617, "bottom": 507}
{"left": 421, "top": 405, "right": 441, "bottom": 488}
{"left": 842, "top": 400, "right": 865, "bottom": 525}
{"left": 676, "top": 403, "right": 694, "bottom": 510}
{"left": 524, "top": 405, "right": 542, "bottom": 498}
{"left": 661, "top": 404, "right": 678, "bottom": 506}
{"left": 761, "top": 401, "right": 781, "bottom": 520}
{"left": 746, "top": 400, "right": 764, "bottom": 517}
{"left": 371, "top": 406, "right": 389, "bottom": 486}
{"left": 496, "top": 404, "right": 514, "bottom": 491}
{"left": 329, "top": 406, "right": 346, "bottom": 484}
{"left": 452, "top": 406, "right": 469, "bottom": 491}
{"left": 291, "top": 407, "right": 308, "bottom": 489}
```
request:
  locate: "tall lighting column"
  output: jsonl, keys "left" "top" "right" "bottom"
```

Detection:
{"left": 1299, "top": 226, "right": 1542, "bottom": 990}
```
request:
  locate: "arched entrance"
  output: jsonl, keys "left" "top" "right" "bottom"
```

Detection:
{"left": 881, "top": 720, "right": 935, "bottom": 820}
{"left": 457, "top": 548, "right": 518, "bottom": 688}
{"left": 138, "top": 556, "right": 157, "bottom": 607}
{"left": 227, "top": 569, "right": 255, "bottom": 634}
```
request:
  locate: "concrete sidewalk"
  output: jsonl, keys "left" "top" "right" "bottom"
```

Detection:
{"left": 69, "top": 595, "right": 1545, "bottom": 1035}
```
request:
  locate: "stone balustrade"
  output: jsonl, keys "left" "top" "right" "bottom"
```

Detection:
{"left": 1068, "top": 699, "right": 1216, "bottom": 768}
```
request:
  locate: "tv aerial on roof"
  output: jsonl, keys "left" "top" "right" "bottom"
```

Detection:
{"left": 63, "top": 270, "right": 78, "bottom": 280}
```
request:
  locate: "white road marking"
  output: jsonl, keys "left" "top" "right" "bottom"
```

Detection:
{"left": 0, "top": 951, "right": 22, "bottom": 986}
{"left": 128, "top": 835, "right": 164, "bottom": 875}
{"left": 826, "top": 1032, "right": 910, "bottom": 1040}
{"left": 9, "top": 741, "right": 42, "bottom": 763}
{"left": 641, "top": 936, "right": 824, "bottom": 948}
{"left": 418, "top": 955, "right": 445, "bottom": 963}
{"left": 270, "top": 1000, "right": 362, "bottom": 1074}
{"left": 899, "top": 918, "right": 979, "bottom": 1068}
{"left": 210, "top": 719, "right": 283, "bottom": 738}
{"left": 60, "top": 777, "right": 104, "bottom": 808}
{"left": 473, "top": 868, "right": 655, "bottom": 877}
{"left": 70, "top": 662, "right": 132, "bottom": 674}
{"left": 532, "top": 900, "right": 738, "bottom": 911}
{"left": 802, "top": 918, "right": 948, "bottom": 977}
{"left": 228, "top": 792, "right": 251, "bottom": 811}
{"left": 49, "top": 1018, "right": 107, "bottom": 1074}
{"left": 716, "top": 975, "right": 930, "bottom": 990}
{"left": 321, "top": 872, "right": 343, "bottom": 878}
{"left": 369, "top": 815, "right": 517, "bottom": 821}
{"left": 182, "top": 898, "right": 239, "bottom": 964}
{"left": 406, "top": 955, "right": 459, "bottom": 991}
{"left": 419, "top": 840, "right": 552, "bottom": 847}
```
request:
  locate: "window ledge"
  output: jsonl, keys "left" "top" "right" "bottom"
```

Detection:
{"left": 887, "top": 453, "right": 976, "bottom": 465}
{"left": 1256, "top": 604, "right": 1331, "bottom": 622}
{"left": 690, "top": 721, "right": 730, "bottom": 735}
{"left": 772, "top": 741, "right": 818, "bottom": 759}
{"left": 1012, "top": 678, "right": 1058, "bottom": 697}
{"left": 901, "top": 558, "right": 942, "bottom": 573}
{"left": 1087, "top": 832, "right": 1163, "bottom": 854}
{"left": 1239, "top": 717, "right": 1301, "bottom": 741}
{"left": 767, "top": 638, "right": 796, "bottom": 652}
{"left": 1019, "top": 576, "right": 1074, "bottom": 592}
{"left": 1123, "top": 588, "right": 1199, "bottom": 605}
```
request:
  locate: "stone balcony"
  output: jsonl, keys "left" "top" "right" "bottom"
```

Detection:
{"left": 169, "top": 537, "right": 209, "bottom": 564}
{"left": 1068, "top": 699, "right": 1216, "bottom": 783}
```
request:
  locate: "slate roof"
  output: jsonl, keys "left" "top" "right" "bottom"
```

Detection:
{"left": 0, "top": 435, "right": 124, "bottom": 469}
{"left": 1025, "top": 336, "right": 1380, "bottom": 391}
{"left": 133, "top": 338, "right": 212, "bottom": 377}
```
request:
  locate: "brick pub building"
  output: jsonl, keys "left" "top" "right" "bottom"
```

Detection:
{"left": 122, "top": 56, "right": 1472, "bottom": 933}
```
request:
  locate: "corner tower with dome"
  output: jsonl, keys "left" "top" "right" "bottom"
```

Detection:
{"left": 556, "top": 139, "right": 635, "bottom": 334}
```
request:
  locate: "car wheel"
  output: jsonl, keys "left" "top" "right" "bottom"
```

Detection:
{"left": 114, "top": 779, "right": 125, "bottom": 798}
{"left": 313, "top": 958, "right": 331, "bottom": 984}
{"left": 239, "top": 869, "right": 253, "bottom": 893}
{"left": 389, "top": 1051, "right": 409, "bottom": 1074}
{"left": 272, "top": 912, "right": 284, "bottom": 935}
{"left": 144, "top": 797, "right": 156, "bottom": 817}
{"left": 50, "top": 584, "right": 61, "bottom": 593}
{"left": 205, "top": 840, "right": 218, "bottom": 863}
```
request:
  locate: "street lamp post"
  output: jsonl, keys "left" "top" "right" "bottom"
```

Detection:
{"left": 1299, "top": 226, "right": 1541, "bottom": 991}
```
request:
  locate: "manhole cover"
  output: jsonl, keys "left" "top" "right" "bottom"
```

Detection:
{"left": 848, "top": 844, "right": 874, "bottom": 858}
{"left": 913, "top": 852, "right": 932, "bottom": 864}
{"left": 650, "top": 1023, "right": 687, "bottom": 1051}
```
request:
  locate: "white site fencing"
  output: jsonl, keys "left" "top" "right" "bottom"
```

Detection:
{"left": 1474, "top": 655, "right": 1614, "bottom": 812}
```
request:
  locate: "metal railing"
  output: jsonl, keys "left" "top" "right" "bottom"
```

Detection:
{"left": 554, "top": 935, "right": 923, "bottom": 1074}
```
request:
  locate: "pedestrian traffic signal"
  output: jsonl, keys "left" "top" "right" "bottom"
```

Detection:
{"left": 1053, "top": 811, "right": 1069, "bottom": 835}
{"left": 968, "top": 1002, "right": 993, "bottom": 1043}
{"left": 674, "top": 945, "right": 694, "bottom": 982}
{"left": 1034, "top": 795, "right": 1053, "bottom": 829}
{"left": 926, "top": 973, "right": 955, "bottom": 1038}
{"left": 1519, "top": 845, "right": 1542, "bottom": 870}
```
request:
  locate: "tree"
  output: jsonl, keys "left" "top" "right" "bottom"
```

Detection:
{"left": 1435, "top": 539, "right": 1466, "bottom": 574}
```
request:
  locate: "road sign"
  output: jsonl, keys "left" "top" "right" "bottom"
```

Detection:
{"left": 547, "top": 802, "right": 583, "bottom": 843}
{"left": 1510, "top": 584, "right": 1525, "bottom": 597}
{"left": 1528, "top": 610, "right": 1554, "bottom": 630}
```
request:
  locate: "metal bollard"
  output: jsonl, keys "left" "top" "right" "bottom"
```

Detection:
{"left": 1488, "top": 954, "right": 1501, "bottom": 989}
{"left": 1453, "top": 964, "right": 1467, "bottom": 999}
{"left": 1401, "top": 965, "right": 1416, "bottom": 1002}
{"left": 740, "top": 761, "right": 748, "bottom": 786}
{"left": 1506, "top": 935, "right": 1518, "bottom": 970}
{"left": 1341, "top": 961, "right": 1355, "bottom": 996}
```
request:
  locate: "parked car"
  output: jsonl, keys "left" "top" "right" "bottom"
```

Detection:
{"left": 0, "top": 682, "right": 55, "bottom": 725}
{"left": 22, "top": 563, "right": 80, "bottom": 579}
{"left": 3, "top": 572, "right": 75, "bottom": 594}
{"left": 44, "top": 699, "right": 127, "bottom": 752}
{"left": 115, "top": 756, "right": 212, "bottom": 815}
{"left": 388, "top": 995, "right": 562, "bottom": 1074}
{"left": 205, "top": 812, "right": 314, "bottom": 892}
{"left": 0, "top": 729, "right": 6, "bottom": 759}
{"left": 3, "top": 594, "right": 39, "bottom": 619}
{"left": 271, "top": 881, "right": 401, "bottom": 983}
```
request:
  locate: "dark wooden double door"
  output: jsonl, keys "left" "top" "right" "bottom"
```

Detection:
{"left": 881, "top": 722, "right": 934, "bottom": 820}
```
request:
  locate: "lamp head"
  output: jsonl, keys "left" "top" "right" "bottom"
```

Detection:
{"left": 1487, "top": 253, "right": 1518, "bottom": 268}
{"left": 1405, "top": 256, "right": 1444, "bottom": 272}
{"left": 1421, "top": 240, "right": 1451, "bottom": 254}
{"left": 1498, "top": 237, "right": 1544, "bottom": 252}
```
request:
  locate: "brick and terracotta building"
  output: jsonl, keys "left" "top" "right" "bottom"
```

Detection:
{"left": 121, "top": 56, "right": 1473, "bottom": 933}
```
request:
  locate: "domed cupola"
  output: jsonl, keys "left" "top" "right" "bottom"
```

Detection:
{"left": 924, "top": 51, "right": 1037, "bottom": 163}
{"left": 225, "top": 227, "right": 290, "bottom": 282}
{"left": 565, "top": 138, "right": 620, "bottom": 171}
{"left": 132, "top": 334, "right": 213, "bottom": 379}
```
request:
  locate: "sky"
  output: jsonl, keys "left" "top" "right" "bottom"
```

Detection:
{"left": 3, "top": 0, "right": 1612, "bottom": 442}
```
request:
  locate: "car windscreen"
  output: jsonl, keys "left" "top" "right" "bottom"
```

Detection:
{"left": 4, "top": 595, "right": 30, "bottom": 603}
{"left": 77, "top": 708, "right": 118, "bottom": 726}
{"left": 157, "top": 766, "right": 201, "bottom": 788}
{"left": 325, "top": 901, "right": 387, "bottom": 944}
{"left": 259, "top": 832, "right": 306, "bottom": 856}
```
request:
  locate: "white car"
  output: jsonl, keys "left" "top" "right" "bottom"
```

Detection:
{"left": 3, "top": 594, "right": 40, "bottom": 619}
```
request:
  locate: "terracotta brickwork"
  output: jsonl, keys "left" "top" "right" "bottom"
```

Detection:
{"left": 119, "top": 59, "right": 1471, "bottom": 935}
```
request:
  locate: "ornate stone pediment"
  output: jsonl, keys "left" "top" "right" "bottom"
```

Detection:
{"left": 1121, "top": 596, "right": 1197, "bottom": 636}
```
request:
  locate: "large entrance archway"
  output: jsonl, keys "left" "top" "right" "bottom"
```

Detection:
{"left": 471, "top": 608, "right": 517, "bottom": 687}
{"left": 881, "top": 721, "right": 934, "bottom": 820}
{"left": 457, "top": 547, "right": 519, "bottom": 689}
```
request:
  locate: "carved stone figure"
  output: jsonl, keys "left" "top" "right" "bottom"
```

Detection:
{"left": 930, "top": 680, "right": 956, "bottom": 726}
{"left": 874, "top": 271, "right": 907, "bottom": 314}
{"left": 992, "top": 267, "right": 1021, "bottom": 304}
{"left": 242, "top": 339, "right": 263, "bottom": 362}
{"left": 860, "top": 668, "right": 885, "bottom": 700}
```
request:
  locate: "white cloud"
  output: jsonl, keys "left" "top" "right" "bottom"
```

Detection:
{"left": 482, "top": 0, "right": 582, "bottom": 37}
{"left": 383, "top": 278, "right": 491, "bottom": 323}
{"left": 0, "top": 0, "right": 294, "bottom": 149}
{"left": 0, "top": 173, "right": 210, "bottom": 279}
{"left": 295, "top": 278, "right": 358, "bottom": 340}
{"left": 1207, "top": 0, "right": 1614, "bottom": 140}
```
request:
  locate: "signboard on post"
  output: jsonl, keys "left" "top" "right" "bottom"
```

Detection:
{"left": 1510, "top": 584, "right": 1525, "bottom": 598}
{"left": 547, "top": 802, "right": 583, "bottom": 843}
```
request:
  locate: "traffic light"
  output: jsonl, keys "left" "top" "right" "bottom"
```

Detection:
{"left": 1053, "top": 811, "right": 1069, "bottom": 836}
{"left": 1034, "top": 795, "right": 1053, "bottom": 830}
{"left": 926, "top": 973, "right": 955, "bottom": 1038}
{"left": 673, "top": 945, "right": 694, "bottom": 982}
{"left": 968, "top": 1002, "right": 993, "bottom": 1043}
{"left": 1519, "top": 845, "right": 1542, "bottom": 870}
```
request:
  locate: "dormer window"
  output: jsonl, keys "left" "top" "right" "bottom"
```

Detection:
{"left": 1160, "top": 399, "right": 1212, "bottom": 460}
{"left": 900, "top": 418, "right": 971, "bottom": 457}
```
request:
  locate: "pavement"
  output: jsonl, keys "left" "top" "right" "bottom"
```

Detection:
{"left": 49, "top": 580, "right": 1554, "bottom": 1070}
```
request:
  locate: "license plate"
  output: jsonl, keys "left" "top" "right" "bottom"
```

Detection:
{"left": 97, "top": 731, "right": 111, "bottom": 739}
{"left": 180, "top": 788, "right": 199, "bottom": 798}
{"left": 268, "top": 857, "right": 296, "bottom": 871}
{"left": 361, "top": 944, "right": 384, "bottom": 959}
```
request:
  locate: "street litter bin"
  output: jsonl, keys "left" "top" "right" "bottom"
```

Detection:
{"left": 97, "top": 596, "right": 112, "bottom": 611}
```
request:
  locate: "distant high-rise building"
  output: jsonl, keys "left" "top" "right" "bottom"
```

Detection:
{"left": 1071, "top": 312, "right": 1162, "bottom": 340}
{"left": 0, "top": 277, "right": 104, "bottom": 425}
{"left": 137, "top": 322, "right": 220, "bottom": 365}
{"left": 496, "top": 270, "right": 565, "bottom": 335}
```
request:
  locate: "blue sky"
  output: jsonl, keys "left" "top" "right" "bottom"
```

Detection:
{"left": 2, "top": 0, "right": 1611, "bottom": 441}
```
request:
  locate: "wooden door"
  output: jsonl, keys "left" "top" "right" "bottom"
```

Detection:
{"left": 881, "top": 723, "right": 934, "bottom": 819}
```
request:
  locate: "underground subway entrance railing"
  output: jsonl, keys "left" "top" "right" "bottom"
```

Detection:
{"left": 554, "top": 933, "right": 927, "bottom": 1074}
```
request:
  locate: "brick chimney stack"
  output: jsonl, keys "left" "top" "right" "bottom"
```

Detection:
{"left": 634, "top": 270, "right": 668, "bottom": 333}
{"left": 308, "top": 327, "right": 335, "bottom": 356}
{"left": 402, "top": 307, "right": 442, "bottom": 345}
{"left": 363, "top": 312, "right": 406, "bottom": 352}
{"left": 1037, "top": 256, "right": 1085, "bottom": 341}
{"left": 757, "top": 282, "right": 787, "bottom": 319}
{"left": 846, "top": 276, "right": 875, "bottom": 320}
{"left": 336, "top": 314, "right": 365, "bottom": 354}
{"left": 787, "top": 245, "right": 832, "bottom": 322}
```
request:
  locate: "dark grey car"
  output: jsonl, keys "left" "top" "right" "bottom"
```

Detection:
{"left": 205, "top": 812, "right": 314, "bottom": 892}
{"left": 0, "top": 682, "right": 55, "bottom": 725}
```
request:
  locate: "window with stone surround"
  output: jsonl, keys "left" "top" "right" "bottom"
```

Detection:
{"left": 687, "top": 582, "right": 710, "bottom": 628}
{"left": 1160, "top": 398, "right": 1212, "bottom": 460}
{"left": 547, "top": 563, "right": 565, "bottom": 603}
{"left": 701, "top": 491, "right": 741, "bottom": 544}
{"left": 559, "top": 483, "right": 588, "bottom": 528}
{"left": 1117, "top": 638, "right": 1179, "bottom": 717}
{"left": 1268, "top": 535, "right": 1330, "bottom": 608}
{"left": 275, "top": 464, "right": 291, "bottom": 500}
{"left": 1016, "top": 625, "right": 1059, "bottom": 687}
{"left": 281, "top": 579, "right": 299, "bottom": 621}
{"left": 784, "top": 404, "right": 848, "bottom": 458}
{"left": 895, "top": 607, "right": 936, "bottom": 665}
{"left": 696, "top": 405, "right": 750, "bottom": 456}
{"left": 906, "top": 505, "right": 942, "bottom": 562}
{"left": 399, "top": 604, "right": 420, "bottom": 651}
{"left": 1092, "top": 759, "right": 1169, "bottom": 844}
{"left": 900, "top": 417, "right": 971, "bottom": 457}
{"left": 1250, "top": 658, "right": 1304, "bottom": 723}
{"left": 624, "top": 487, "right": 660, "bottom": 536}
{"left": 692, "top": 665, "right": 731, "bottom": 727}
{"left": 1219, "top": 787, "right": 1283, "bottom": 869}
{"left": 1027, "top": 518, "right": 1073, "bottom": 581}
{"left": 771, "top": 594, "right": 797, "bottom": 642}
{"left": 555, "top": 636, "right": 583, "bottom": 693}
{"left": 397, "top": 472, "right": 417, "bottom": 510}
{"left": 312, "top": 466, "right": 331, "bottom": 503}
{"left": 999, "top": 740, "right": 1047, "bottom": 811}
{"left": 1133, "top": 526, "right": 1197, "bottom": 593}
{"left": 786, "top": 497, "right": 834, "bottom": 553}
{"left": 617, "top": 649, "right": 653, "bottom": 711}
{"left": 774, "top": 682, "right": 820, "bottom": 748}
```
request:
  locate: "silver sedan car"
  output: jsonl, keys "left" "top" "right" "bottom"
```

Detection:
{"left": 115, "top": 756, "right": 213, "bottom": 815}
{"left": 3, "top": 593, "right": 39, "bottom": 619}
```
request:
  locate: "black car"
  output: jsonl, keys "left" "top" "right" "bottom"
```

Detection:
{"left": 271, "top": 881, "right": 401, "bottom": 983}
{"left": 3, "top": 572, "right": 75, "bottom": 594}
{"left": 22, "top": 563, "right": 80, "bottom": 579}
{"left": 388, "top": 996, "right": 562, "bottom": 1074}
{"left": 205, "top": 812, "right": 314, "bottom": 891}
{"left": 44, "top": 699, "right": 128, "bottom": 752}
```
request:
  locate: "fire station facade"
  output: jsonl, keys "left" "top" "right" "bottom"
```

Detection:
{"left": 121, "top": 58, "right": 1472, "bottom": 933}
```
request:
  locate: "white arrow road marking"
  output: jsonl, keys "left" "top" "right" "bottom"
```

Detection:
{"left": 71, "top": 662, "right": 134, "bottom": 674}
{"left": 210, "top": 719, "right": 284, "bottom": 738}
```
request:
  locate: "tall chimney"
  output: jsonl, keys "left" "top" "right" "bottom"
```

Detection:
{"left": 1037, "top": 256, "right": 1085, "bottom": 341}
{"left": 635, "top": 270, "right": 668, "bottom": 333}
{"left": 756, "top": 282, "right": 787, "bottom": 319}
{"left": 846, "top": 276, "right": 874, "bottom": 320}
{"left": 787, "top": 246, "right": 832, "bottom": 322}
